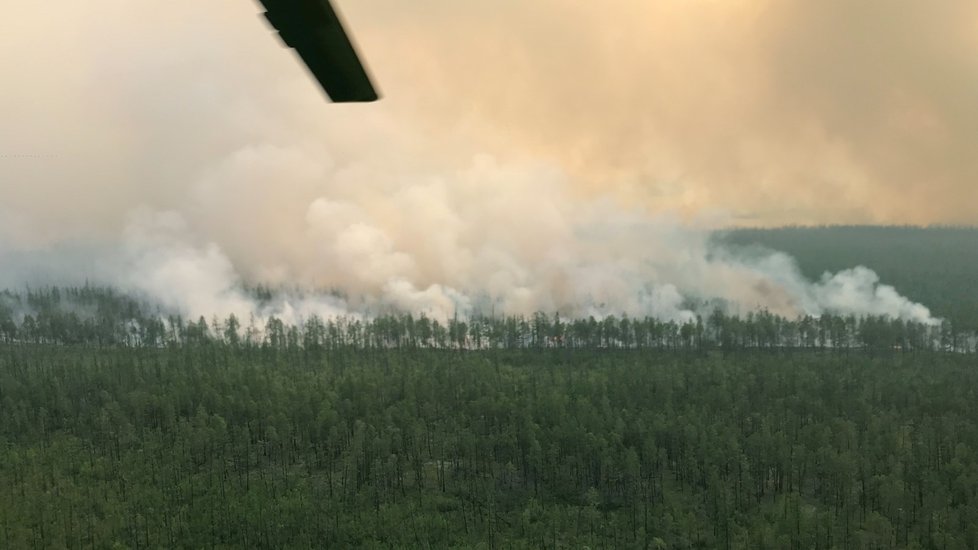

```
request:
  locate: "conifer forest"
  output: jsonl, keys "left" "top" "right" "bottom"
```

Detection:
{"left": 2, "top": 227, "right": 978, "bottom": 549}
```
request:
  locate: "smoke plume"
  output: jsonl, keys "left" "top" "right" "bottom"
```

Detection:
{"left": 1, "top": 1, "right": 957, "bottom": 325}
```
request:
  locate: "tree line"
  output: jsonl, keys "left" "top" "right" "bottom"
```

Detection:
{"left": 1, "top": 286, "right": 974, "bottom": 354}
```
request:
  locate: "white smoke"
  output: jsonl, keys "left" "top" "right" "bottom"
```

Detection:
{"left": 706, "top": 250, "right": 938, "bottom": 324}
{"left": 811, "top": 267, "right": 936, "bottom": 323}
{"left": 0, "top": 2, "right": 944, "bottom": 327}
{"left": 121, "top": 209, "right": 255, "bottom": 320}
{"left": 92, "top": 153, "right": 938, "bottom": 326}
{"left": 119, "top": 209, "right": 349, "bottom": 325}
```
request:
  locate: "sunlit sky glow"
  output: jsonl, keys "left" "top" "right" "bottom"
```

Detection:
{"left": 3, "top": 0, "right": 976, "bottom": 238}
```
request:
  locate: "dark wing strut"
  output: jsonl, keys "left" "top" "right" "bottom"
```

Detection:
{"left": 258, "top": 0, "right": 379, "bottom": 102}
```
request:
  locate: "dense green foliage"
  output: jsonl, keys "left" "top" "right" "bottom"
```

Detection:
{"left": 1, "top": 234, "right": 975, "bottom": 550}
{"left": 719, "top": 226, "right": 978, "bottom": 330}
{"left": 2, "top": 343, "right": 977, "bottom": 548}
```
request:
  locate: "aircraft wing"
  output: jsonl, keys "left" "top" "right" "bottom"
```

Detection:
{"left": 258, "top": 0, "right": 379, "bottom": 102}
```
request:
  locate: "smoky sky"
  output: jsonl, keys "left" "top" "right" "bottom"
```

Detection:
{"left": 0, "top": 1, "right": 967, "bottom": 321}
{"left": 4, "top": 0, "right": 977, "bottom": 233}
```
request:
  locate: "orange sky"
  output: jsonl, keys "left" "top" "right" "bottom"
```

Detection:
{"left": 346, "top": 0, "right": 978, "bottom": 225}
{"left": 1, "top": 1, "right": 963, "bottom": 320}
{"left": 2, "top": 0, "right": 977, "bottom": 246}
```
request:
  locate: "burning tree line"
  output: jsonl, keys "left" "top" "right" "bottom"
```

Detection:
{"left": 3, "top": 286, "right": 978, "bottom": 547}
{"left": 0, "top": 286, "right": 973, "bottom": 352}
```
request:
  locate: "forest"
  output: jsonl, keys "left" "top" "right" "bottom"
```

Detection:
{"left": 0, "top": 286, "right": 975, "bottom": 354}
{"left": 0, "top": 285, "right": 976, "bottom": 548}
{"left": 2, "top": 226, "right": 978, "bottom": 548}
{"left": 2, "top": 331, "right": 978, "bottom": 548}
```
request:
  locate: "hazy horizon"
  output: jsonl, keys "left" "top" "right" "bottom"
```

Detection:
{"left": 3, "top": 1, "right": 974, "bottom": 321}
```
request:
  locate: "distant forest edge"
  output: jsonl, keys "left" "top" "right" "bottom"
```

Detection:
{"left": 0, "top": 286, "right": 975, "bottom": 353}
{"left": 718, "top": 225, "right": 978, "bottom": 330}
{"left": 4, "top": 226, "right": 978, "bottom": 548}
{"left": 2, "top": 225, "right": 976, "bottom": 352}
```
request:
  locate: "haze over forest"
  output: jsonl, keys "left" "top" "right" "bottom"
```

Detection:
{"left": 3, "top": 1, "right": 977, "bottom": 322}
{"left": 5, "top": 3, "right": 978, "bottom": 549}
